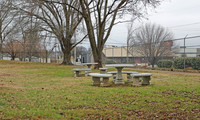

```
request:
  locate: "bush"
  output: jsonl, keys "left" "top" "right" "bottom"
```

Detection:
{"left": 104, "top": 59, "right": 116, "bottom": 64}
{"left": 191, "top": 57, "right": 200, "bottom": 70}
{"left": 173, "top": 58, "right": 184, "bottom": 69}
{"left": 157, "top": 60, "right": 173, "bottom": 68}
{"left": 173, "top": 57, "right": 200, "bottom": 70}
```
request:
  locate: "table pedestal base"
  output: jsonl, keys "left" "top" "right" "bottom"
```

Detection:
{"left": 114, "top": 79, "right": 125, "bottom": 84}
{"left": 115, "top": 67, "right": 125, "bottom": 84}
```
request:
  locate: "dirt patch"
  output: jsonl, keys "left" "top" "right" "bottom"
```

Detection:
{"left": 0, "top": 73, "right": 11, "bottom": 77}
{"left": 48, "top": 82, "right": 83, "bottom": 89}
{"left": 129, "top": 68, "right": 200, "bottom": 76}
{"left": 161, "top": 90, "right": 196, "bottom": 96}
{"left": 0, "top": 82, "right": 25, "bottom": 90}
{"left": 144, "top": 111, "right": 196, "bottom": 119}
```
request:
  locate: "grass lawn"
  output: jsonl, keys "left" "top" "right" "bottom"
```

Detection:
{"left": 0, "top": 60, "right": 200, "bottom": 120}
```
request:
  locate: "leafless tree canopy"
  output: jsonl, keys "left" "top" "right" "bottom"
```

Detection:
{"left": 3, "top": 35, "right": 22, "bottom": 60}
{"left": 130, "top": 23, "right": 174, "bottom": 67}
{"left": 78, "top": 0, "right": 161, "bottom": 68}
{"left": 0, "top": 0, "right": 18, "bottom": 59}
{"left": 0, "top": 0, "right": 162, "bottom": 65}
{"left": 16, "top": 0, "right": 86, "bottom": 64}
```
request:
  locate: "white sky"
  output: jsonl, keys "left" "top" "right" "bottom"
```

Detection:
{"left": 81, "top": 0, "right": 200, "bottom": 48}
{"left": 108, "top": 0, "right": 200, "bottom": 47}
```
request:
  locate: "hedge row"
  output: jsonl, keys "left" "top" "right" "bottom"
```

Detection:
{"left": 104, "top": 59, "right": 116, "bottom": 64}
{"left": 157, "top": 57, "right": 200, "bottom": 70}
{"left": 174, "top": 57, "right": 200, "bottom": 70}
{"left": 157, "top": 60, "right": 173, "bottom": 68}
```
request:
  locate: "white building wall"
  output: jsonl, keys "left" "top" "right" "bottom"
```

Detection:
{"left": 174, "top": 48, "right": 198, "bottom": 57}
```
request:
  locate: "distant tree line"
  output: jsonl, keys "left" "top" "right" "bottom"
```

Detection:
{"left": 0, "top": 0, "right": 162, "bottom": 68}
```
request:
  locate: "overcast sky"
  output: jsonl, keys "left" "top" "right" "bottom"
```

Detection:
{"left": 80, "top": 0, "right": 200, "bottom": 48}
{"left": 107, "top": 0, "right": 200, "bottom": 47}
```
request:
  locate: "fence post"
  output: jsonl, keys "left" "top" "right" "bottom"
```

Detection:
{"left": 183, "top": 35, "right": 188, "bottom": 71}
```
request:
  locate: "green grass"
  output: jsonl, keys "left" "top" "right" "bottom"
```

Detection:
{"left": 0, "top": 60, "right": 200, "bottom": 119}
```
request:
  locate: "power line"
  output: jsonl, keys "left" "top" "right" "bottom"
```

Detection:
{"left": 172, "top": 29, "right": 200, "bottom": 32}
{"left": 184, "top": 45, "right": 200, "bottom": 48}
{"left": 166, "top": 35, "right": 200, "bottom": 42}
{"left": 80, "top": 35, "right": 200, "bottom": 47}
{"left": 169, "top": 22, "right": 200, "bottom": 28}
{"left": 13, "top": 35, "right": 198, "bottom": 47}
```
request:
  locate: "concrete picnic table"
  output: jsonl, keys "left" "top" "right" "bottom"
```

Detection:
{"left": 72, "top": 68, "right": 92, "bottom": 77}
{"left": 105, "top": 64, "right": 135, "bottom": 84}
{"left": 82, "top": 63, "right": 98, "bottom": 68}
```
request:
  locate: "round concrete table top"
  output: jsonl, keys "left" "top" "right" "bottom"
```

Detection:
{"left": 105, "top": 64, "right": 134, "bottom": 68}
{"left": 82, "top": 63, "right": 98, "bottom": 65}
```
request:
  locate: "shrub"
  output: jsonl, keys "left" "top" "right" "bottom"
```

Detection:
{"left": 191, "top": 57, "right": 200, "bottom": 70}
{"left": 104, "top": 59, "right": 116, "bottom": 64}
{"left": 157, "top": 60, "right": 173, "bottom": 68}
{"left": 173, "top": 58, "right": 184, "bottom": 69}
{"left": 173, "top": 57, "right": 200, "bottom": 70}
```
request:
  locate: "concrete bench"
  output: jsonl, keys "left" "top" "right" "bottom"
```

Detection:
{"left": 122, "top": 71, "right": 139, "bottom": 82}
{"left": 107, "top": 71, "right": 138, "bottom": 82}
{"left": 72, "top": 68, "right": 92, "bottom": 77}
{"left": 131, "top": 73, "right": 152, "bottom": 87}
{"left": 89, "top": 73, "right": 112, "bottom": 87}
{"left": 107, "top": 71, "right": 117, "bottom": 82}
{"left": 99, "top": 68, "right": 108, "bottom": 74}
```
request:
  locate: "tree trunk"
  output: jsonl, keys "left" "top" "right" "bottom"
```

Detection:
{"left": 0, "top": 52, "right": 2, "bottom": 60}
{"left": 46, "top": 50, "right": 48, "bottom": 63}
{"left": 0, "top": 43, "right": 2, "bottom": 60}
{"left": 93, "top": 50, "right": 103, "bottom": 69}
{"left": 28, "top": 50, "right": 32, "bottom": 62}
{"left": 59, "top": 37, "right": 73, "bottom": 65}
{"left": 152, "top": 64, "right": 155, "bottom": 68}
{"left": 11, "top": 56, "right": 15, "bottom": 61}
{"left": 62, "top": 50, "right": 72, "bottom": 65}
{"left": 151, "top": 57, "right": 156, "bottom": 69}
{"left": 23, "top": 44, "right": 26, "bottom": 61}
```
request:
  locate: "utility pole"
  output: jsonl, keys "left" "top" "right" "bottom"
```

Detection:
{"left": 127, "top": 44, "right": 129, "bottom": 63}
{"left": 183, "top": 35, "right": 188, "bottom": 71}
{"left": 74, "top": 33, "right": 77, "bottom": 65}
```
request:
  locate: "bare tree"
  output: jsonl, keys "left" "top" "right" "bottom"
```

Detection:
{"left": 130, "top": 23, "right": 174, "bottom": 68}
{"left": 17, "top": 0, "right": 86, "bottom": 65}
{"left": 3, "top": 36, "right": 23, "bottom": 60}
{"left": 40, "top": 32, "right": 55, "bottom": 63}
{"left": 25, "top": 21, "right": 41, "bottom": 61}
{"left": 126, "top": 19, "right": 138, "bottom": 63}
{"left": 17, "top": 12, "right": 30, "bottom": 61}
{"left": 79, "top": 0, "right": 160, "bottom": 68}
{"left": 12, "top": 7, "right": 42, "bottom": 62}
{"left": 0, "top": 0, "right": 18, "bottom": 60}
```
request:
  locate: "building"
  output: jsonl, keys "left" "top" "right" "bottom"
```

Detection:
{"left": 2, "top": 52, "right": 51, "bottom": 63}
{"left": 173, "top": 48, "right": 200, "bottom": 57}
{"left": 103, "top": 45, "right": 176, "bottom": 64}
{"left": 2, "top": 53, "right": 12, "bottom": 60}
{"left": 103, "top": 45, "right": 143, "bottom": 63}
